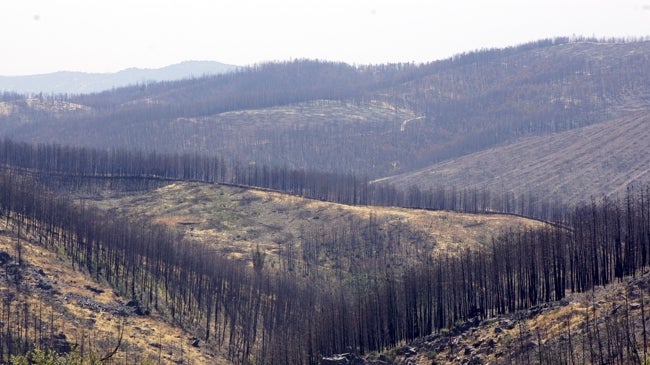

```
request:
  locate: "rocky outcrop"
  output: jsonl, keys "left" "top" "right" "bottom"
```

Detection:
{"left": 321, "top": 353, "right": 365, "bottom": 365}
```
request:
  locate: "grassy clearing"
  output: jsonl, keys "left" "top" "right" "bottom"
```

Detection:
{"left": 90, "top": 182, "right": 544, "bottom": 273}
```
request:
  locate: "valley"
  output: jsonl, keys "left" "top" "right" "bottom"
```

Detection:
{"left": 0, "top": 37, "right": 649, "bottom": 364}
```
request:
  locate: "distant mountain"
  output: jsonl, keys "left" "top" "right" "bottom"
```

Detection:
{"left": 0, "top": 60, "right": 238, "bottom": 94}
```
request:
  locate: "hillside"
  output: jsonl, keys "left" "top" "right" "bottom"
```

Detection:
{"left": 5, "top": 205, "right": 650, "bottom": 365}
{"left": 384, "top": 269, "right": 650, "bottom": 365}
{"left": 1, "top": 39, "right": 649, "bottom": 194}
{"left": 2, "top": 174, "right": 649, "bottom": 364}
{"left": 375, "top": 111, "right": 650, "bottom": 206}
{"left": 0, "top": 61, "right": 238, "bottom": 95}
{"left": 1, "top": 37, "right": 650, "bottom": 364}
{"left": 0, "top": 173, "right": 546, "bottom": 364}
{"left": 0, "top": 222, "right": 225, "bottom": 364}
{"left": 5, "top": 180, "right": 650, "bottom": 365}
{"left": 85, "top": 181, "right": 542, "bottom": 281}
{"left": 0, "top": 139, "right": 649, "bottom": 364}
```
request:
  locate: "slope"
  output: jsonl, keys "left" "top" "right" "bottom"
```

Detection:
{"left": 382, "top": 269, "right": 650, "bottom": 365}
{"left": 1, "top": 39, "right": 649, "bottom": 180}
{"left": 376, "top": 111, "right": 650, "bottom": 206}
{"left": 2, "top": 147, "right": 649, "bottom": 364}
{"left": 0, "top": 222, "right": 227, "bottom": 364}
{"left": 0, "top": 172, "right": 546, "bottom": 364}
{"left": 85, "top": 181, "right": 544, "bottom": 281}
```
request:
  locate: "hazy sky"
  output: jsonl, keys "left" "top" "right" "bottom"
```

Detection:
{"left": 2, "top": 0, "right": 649, "bottom": 76}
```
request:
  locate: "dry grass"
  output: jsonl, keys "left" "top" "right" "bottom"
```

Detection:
{"left": 24, "top": 98, "right": 91, "bottom": 113}
{"left": 90, "top": 182, "right": 544, "bottom": 275}
{"left": 409, "top": 273, "right": 650, "bottom": 365}
{"left": 0, "top": 225, "right": 230, "bottom": 364}
{"left": 198, "top": 99, "right": 414, "bottom": 129}
{"left": 0, "top": 101, "right": 13, "bottom": 116}
{"left": 0, "top": 182, "right": 538, "bottom": 364}
{"left": 528, "top": 301, "right": 589, "bottom": 342}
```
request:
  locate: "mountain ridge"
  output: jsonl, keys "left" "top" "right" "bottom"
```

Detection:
{"left": 0, "top": 60, "right": 239, "bottom": 94}
{"left": 0, "top": 38, "right": 649, "bottom": 204}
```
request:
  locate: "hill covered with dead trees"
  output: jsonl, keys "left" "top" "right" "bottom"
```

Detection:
{"left": 1, "top": 36, "right": 650, "bottom": 364}
{"left": 0, "top": 138, "right": 648, "bottom": 364}
{"left": 1, "top": 37, "right": 650, "bottom": 204}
